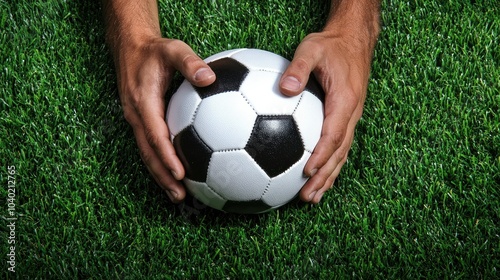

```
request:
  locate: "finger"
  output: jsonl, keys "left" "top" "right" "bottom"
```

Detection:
{"left": 304, "top": 89, "right": 359, "bottom": 177}
{"left": 303, "top": 113, "right": 350, "bottom": 177}
{"left": 134, "top": 126, "right": 186, "bottom": 203}
{"left": 300, "top": 145, "right": 341, "bottom": 202}
{"left": 310, "top": 163, "right": 343, "bottom": 204}
{"left": 300, "top": 120, "right": 356, "bottom": 203}
{"left": 280, "top": 38, "right": 323, "bottom": 96}
{"left": 138, "top": 93, "right": 185, "bottom": 180}
{"left": 299, "top": 159, "right": 333, "bottom": 202}
{"left": 310, "top": 137, "right": 350, "bottom": 204}
{"left": 162, "top": 40, "right": 216, "bottom": 87}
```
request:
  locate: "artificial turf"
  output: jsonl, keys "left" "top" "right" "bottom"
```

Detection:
{"left": 1, "top": 0, "right": 499, "bottom": 278}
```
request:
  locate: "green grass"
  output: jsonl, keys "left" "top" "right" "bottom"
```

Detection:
{"left": 1, "top": 0, "right": 499, "bottom": 278}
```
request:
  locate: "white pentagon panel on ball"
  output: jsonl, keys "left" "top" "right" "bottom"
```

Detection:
{"left": 184, "top": 179, "right": 226, "bottom": 210}
{"left": 262, "top": 151, "right": 311, "bottom": 207}
{"left": 240, "top": 71, "right": 301, "bottom": 115}
{"left": 193, "top": 91, "right": 257, "bottom": 151}
{"left": 204, "top": 48, "right": 247, "bottom": 63}
{"left": 166, "top": 81, "right": 202, "bottom": 136}
{"left": 293, "top": 91, "right": 324, "bottom": 152}
{"left": 207, "top": 150, "right": 271, "bottom": 201}
{"left": 230, "top": 49, "right": 290, "bottom": 73}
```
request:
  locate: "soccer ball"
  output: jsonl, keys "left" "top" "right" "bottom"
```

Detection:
{"left": 166, "top": 49, "right": 324, "bottom": 214}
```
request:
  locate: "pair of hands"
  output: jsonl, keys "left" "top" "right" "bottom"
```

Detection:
{"left": 117, "top": 32, "right": 368, "bottom": 205}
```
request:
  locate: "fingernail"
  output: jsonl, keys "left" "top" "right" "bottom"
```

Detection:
{"left": 309, "top": 168, "right": 318, "bottom": 177}
{"left": 171, "top": 170, "right": 180, "bottom": 180}
{"left": 308, "top": 191, "right": 317, "bottom": 201}
{"left": 194, "top": 68, "right": 215, "bottom": 82}
{"left": 167, "top": 190, "right": 178, "bottom": 201}
{"left": 316, "top": 192, "right": 324, "bottom": 203}
{"left": 281, "top": 76, "right": 301, "bottom": 92}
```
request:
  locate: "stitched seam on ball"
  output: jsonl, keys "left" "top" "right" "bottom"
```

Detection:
{"left": 244, "top": 115, "right": 257, "bottom": 152}
{"left": 260, "top": 179, "right": 273, "bottom": 199}
{"left": 285, "top": 150, "right": 308, "bottom": 174}
{"left": 292, "top": 93, "right": 309, "bottom": 151}
{"left": 227, "top": 48, "right": 247, "bottom": 58}
{"left": 205, "top": 184, "right": 225, "bottom": 200}
{"left": 204, "top": 156, "right": 226, "bottom": 200}
{"left": 190, "top": 101, "right": 202, "bottom": 125}
{"left": 304, "top": 146, "right": 315, "bottom": 154}
{"left": 259, "top": 151, "right": 309, "bottom": 200}
{"left": 238, "top": 90, "right": 258, "bottom": 115}
{"left": 215, "top": 148, "right": 245, "bottom": 153}
{"left": 291, "top": 115, "right": 307, "bottom": 151}
{"left": 292, "top": 91, "right": 305, "bottom": 115}
{"left": 255, "top": 68, "right": 283, "bottom": 74}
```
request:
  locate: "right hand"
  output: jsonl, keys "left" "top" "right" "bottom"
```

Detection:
{"left": 115, "top": 37, "right": 216, "bottom": 203}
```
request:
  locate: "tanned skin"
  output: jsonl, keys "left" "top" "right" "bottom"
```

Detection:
{"left": 103, "top": 0, "right": 380, "bottom": 204}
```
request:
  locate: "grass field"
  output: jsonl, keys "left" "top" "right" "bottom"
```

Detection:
{"left": 1, "top": 0, "right": 499, "bottom": 278}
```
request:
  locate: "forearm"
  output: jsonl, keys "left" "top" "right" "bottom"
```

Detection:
{"left": 326, "top": 0, "right": 381, "bottom": 67}
{"left": 102, "top": 0, "right": 161, "bottom": 56}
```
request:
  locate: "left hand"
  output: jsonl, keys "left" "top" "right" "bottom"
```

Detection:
{"left": 280, "top": 31, "right": 373, "bottom": 204}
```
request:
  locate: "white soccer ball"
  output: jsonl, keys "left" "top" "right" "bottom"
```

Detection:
{"left": 166, "top": 49, "right": 324, "bottom": 214}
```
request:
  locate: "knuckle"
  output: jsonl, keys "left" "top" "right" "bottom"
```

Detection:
{"left": 122, "top": 107, "right": 140, "bottom": 127}
{"left": 339, "top": 152, "right": 349, "bottom": 165}
{"left": 144, "top": 127, "right": 160, "bottom": 149}
{"left": 328, "top": 131, "right": 346, "bottom": 149}
{"left": 139, "top": 148, "right": 154, "bottom": 165}
{"left": 343, "top": 87, "right": 358, "bottom": 101}
{"left": 302, "top": 32, "right": 323, "bottom": 44}
{"left": 121, "top": 97, "right": 141, "bottom": 126}
{"left": 341, "top": 88, "right": 362, "bottom": 110}
{"left": 164, "top": 40, "right": 201, "bottom": 70}
{"left": 182, "top": 54, "right": 199, "bottom": 70}
{"left": 336, "top": 144, "right": 350, "bottom": 163}
{"left": 293, "top": 57, "right": 310, "bottom": 74}
{"left": 164, "top": 39, "right": 185, "bottom": 52}
{"left": 324, "top": 177, "right": 335, "bottom": 190}
{"left": 301, "top": 34, "right": 325, "bottom": 53}
{"left": 122, "top": 109, "right": 135, "bottom": 124}
{"left": 330, "top": 144, "right": 350, "bottom": 177}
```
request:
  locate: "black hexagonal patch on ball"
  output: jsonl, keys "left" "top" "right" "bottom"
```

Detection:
{"left": 194, "top": 57, "right": 249, "bottom": 99}
{"left": 173, "top": 125, "right": 213, "bottom": 182}
{"left": 245, "top": 115, "right": 304, "bottom": 178}
{"left": 223, "top": 199, "right": 272, "bottom": 214}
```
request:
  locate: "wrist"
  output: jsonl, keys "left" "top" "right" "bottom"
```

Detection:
{"left": 103, "top": 0, "right": 162, "bottom": 61}
{"left": 107, "top": 24, "right": 161, "bottom": 58}
{"left": 324, "top": 1, "right": 380, "bottom": 54}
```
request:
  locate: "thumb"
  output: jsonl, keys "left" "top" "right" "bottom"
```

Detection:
{"left": 162, "top": 39, "right": 216, "bottom": 87}
{"left": 280, "top": 43, "right": 321, "bottom": 96}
